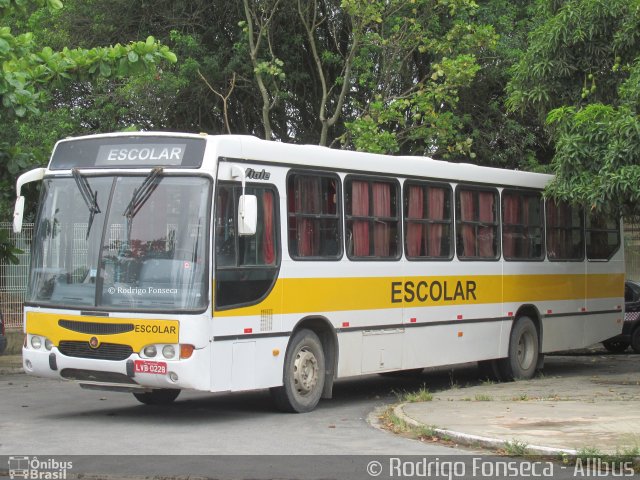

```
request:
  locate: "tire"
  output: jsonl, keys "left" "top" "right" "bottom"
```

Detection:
{"left": 631, "top": 328, "right": 640, "bottom": 354}
{"left": 271, "top": 329, "right": 325, "bottom": 413}
{"left": 602, "top": 339, "right": 629, "bottom": 353}
{"left": 498, "top": 316, "right": 539, "bottom": 381}
{"left": 133, "top": 388, "right": 181, "bottom": 405}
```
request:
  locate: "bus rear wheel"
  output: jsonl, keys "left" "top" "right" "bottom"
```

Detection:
{"left": 271, "top": 329, "right": 325, "bottom": 413}
{"left": 133, "top": 388, "right": 181, "bottom": 405}
{"left": 498, "top": 316, "right": 539, "bottom": 380}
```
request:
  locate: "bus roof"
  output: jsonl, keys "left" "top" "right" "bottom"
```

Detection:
{"left": 53, "top": 132, "right": 552, "bottom": 189}
{"left": 212, "top": 134, "right": 552, "bottom": 190}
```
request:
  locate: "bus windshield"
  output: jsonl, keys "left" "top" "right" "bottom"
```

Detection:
{"left": 29, "top": 175, "right": 211, "bottom": 312}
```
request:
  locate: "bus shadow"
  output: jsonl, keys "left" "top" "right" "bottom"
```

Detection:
{"left": 43, "top": 354, "right": 621, "bottom": 423}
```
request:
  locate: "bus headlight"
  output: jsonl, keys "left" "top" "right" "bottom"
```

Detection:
{"left": 143, "top": 345, "right": 157, "bottom": 358}
{"left": 30, "top": 336, "right": 42, "bottom": 349}
{"left": 45, "top": 339, "right": 54, "bottom": 351}
{"left": 162, "top": 345, "right": 176, "bottom": 359}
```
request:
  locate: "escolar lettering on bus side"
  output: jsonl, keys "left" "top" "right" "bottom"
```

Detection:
{"left": 391, "top": 279, "right": 477, "bottom": 304}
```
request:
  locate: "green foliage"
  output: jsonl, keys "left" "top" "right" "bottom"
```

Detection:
{"left": 508, "top": 0, "right": 640, "bottom": 215}
{"left": 545, "top": 100, "right": 640, "bottom": 218}
{"left": 0, "top": 0, "right": 176, "bottom": 266}
{"left": 507, "top": 0, "right": 640, "bottom": 116}
{"left": 342, "top": 0, "right": 497, "bottom": 158}
{"left": 0, "top": 230, "right": 22, "bottom": 265}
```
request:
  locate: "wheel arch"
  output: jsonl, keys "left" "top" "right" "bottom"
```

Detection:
{"left": 514, "top": 304, "right": 544, "bottom": 369}
{"left": 514, "top": 304, "right": 542, "bottom": 344}
{"left": 290, "top": 315, "right": 338, "bottom": 399}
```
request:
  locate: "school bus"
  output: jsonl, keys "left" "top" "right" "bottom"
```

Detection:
{"left": 14, "top": 133, "right": 624, "bottom": 412}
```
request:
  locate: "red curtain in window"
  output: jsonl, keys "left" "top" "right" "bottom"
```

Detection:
{"left": 478, "top": 191, "right": 495, "bottom": 257}
{"left": 503, "top": 194, "right": 520, "bottom": 258}
{"left": 558, "top": 202, "right": 571, "bottom": 258}
{"left": 521, "top": 196, "right": 531, "bottom": 257}
{"left": 352, "top": 181, "right": 370, "bottom": 256}
{"left": 372, "top": 182, "right": 391, "bottom": 256}
{"left": 546, "top": 200, "right": 558, "bottom": 258}
{"left": 296, "top": 177, "right": 321, "bottom": 256}
{"left": 459, "top": 190, "right": 475, "bottom": 256}
{"left": 406, "top": 185, "right": 424, "bottom": 257}
{"left": 262, "top": 190, "right": 275, "bottom": 264}
{"left": 427, "top": 187, "right": 445, "bottom": 257}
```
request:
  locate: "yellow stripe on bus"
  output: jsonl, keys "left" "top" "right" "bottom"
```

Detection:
{"left": 215, "top": 273, "right": 624, "bottom": 317}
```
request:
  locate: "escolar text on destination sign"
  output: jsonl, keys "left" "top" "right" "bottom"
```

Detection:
{"left": 391, "top": 279, "right": 477, "bottom": 304}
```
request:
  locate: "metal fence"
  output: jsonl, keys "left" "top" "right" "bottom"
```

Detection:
{"left": 1, "top": 222, "right": 640, "bottom": 330}
{"left": 626, "top": 223, "right": 640, "bottom": 282}
{"left": 1, "top": 222, "right": 33, "bottom": 329}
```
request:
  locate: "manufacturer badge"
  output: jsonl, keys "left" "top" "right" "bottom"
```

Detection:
{"left": 89, "top": 336, "right": 100, "bottom": 349}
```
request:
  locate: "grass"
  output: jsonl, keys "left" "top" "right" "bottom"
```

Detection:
{"left": 503, "top": 439, "right": 530, "bottom": 456}
{"left": 393, "top": 384, "right": 433, "bottom": 403}
{"left": 555, "top": 446, "right": 640, "bottom": 474}
{"left": 474, "top": 393, "right": 493, "bottom": 401}
{"left": 381, "top": 406, "right": 440, "bottom": 440}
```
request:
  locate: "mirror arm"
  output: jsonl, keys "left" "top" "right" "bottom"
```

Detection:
{"left": 230, "top": 165, "right": 247, "bottom": 218}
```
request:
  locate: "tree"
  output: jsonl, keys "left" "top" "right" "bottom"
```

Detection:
{"left": 0, "top": 0, "right": 176, "bottom": 262}
{"left": 341, "top": 0, "right": 498, "bottom": 158}
{"left": 545, "top": 61, "right": 640, "bottom": 218}
{"left": 507, "top": 0, "right": 640, "bottom": 216}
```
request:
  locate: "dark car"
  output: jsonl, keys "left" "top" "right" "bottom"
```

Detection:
{"left": 0, "top": 312, "right": 7, "bottom": 355}
{"left": 602, "top": 280, "right": 640, "bottom": 353}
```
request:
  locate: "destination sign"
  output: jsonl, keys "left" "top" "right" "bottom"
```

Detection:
{"left": 96, "top": 144, "right": 186, "bottom": 165}
{"left": 49, "top": 136, "right": 206, "bottom": 170}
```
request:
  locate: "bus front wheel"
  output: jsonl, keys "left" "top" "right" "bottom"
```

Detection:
{"left": 499, "top": 316, "right": 539, "bottom": 380}
{"left": 133, "top": 388, "right": 181, "bottom": 405}
{"left": 271, "top": 329, "right": 325, "bottom": 413}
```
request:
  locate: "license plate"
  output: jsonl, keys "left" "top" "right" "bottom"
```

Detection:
{"left": 134, "top": 360, "right": 167, "bottom": 375}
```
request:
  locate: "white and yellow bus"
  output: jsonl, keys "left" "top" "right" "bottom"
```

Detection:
{"left": 14, "top": 132, "right": 624, "bottom": 412}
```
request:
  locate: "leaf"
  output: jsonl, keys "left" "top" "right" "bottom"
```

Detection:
{"left": 99, "top": 62, "right": 111, "bottom": 77}
{"left": 127, "top": 51, "right": 139, "bottom": 63}
{"left": 47, "top": 0, "right": 63, "bottom": 10}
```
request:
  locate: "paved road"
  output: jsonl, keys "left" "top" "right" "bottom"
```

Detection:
{"left": 0, "top": 364, "right": 485, "bottom": 478}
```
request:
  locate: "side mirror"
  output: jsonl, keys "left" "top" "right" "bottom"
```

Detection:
{"left": 13, "top": 167, "right": 46, "bottom": 233}
{"left": 238, "top": 195, "right": 257, "bottom": 236}
{"left": 13, "top": 196, "right": 25, "bottom": 233}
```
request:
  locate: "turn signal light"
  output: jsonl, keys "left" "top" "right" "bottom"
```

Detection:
{"left": 180, "top": 344, "right": 195, "bottom": 359}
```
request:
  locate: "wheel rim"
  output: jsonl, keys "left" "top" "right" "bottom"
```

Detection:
{"left": 516, "top": 330, "right": 535, "bottom": 370}
{"left": 293, "top": 346, "right": 319, "bottom": 396}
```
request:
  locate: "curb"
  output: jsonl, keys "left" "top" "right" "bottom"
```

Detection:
{"left": 393, "top": 403, "right": 578, "bottom": 457}
{"left": 0, "top": 354, "right": 24, "bottom": 376}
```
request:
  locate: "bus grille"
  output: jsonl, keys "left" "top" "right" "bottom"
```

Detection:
{"left": 59, "top": 320, "right": 134, "bottom": 335}
{"left": 58, "top": 341, "right": 133, "bottom": 361}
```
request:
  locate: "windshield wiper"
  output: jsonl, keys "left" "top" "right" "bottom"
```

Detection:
{"left": 122, "top": 168, "right": 164, "bottom": 243}
{"left": 72, "top": 168, "right": 101, "bottom": 239}
{"left": 122, "top": 167, "right": 164, "bottom": 221}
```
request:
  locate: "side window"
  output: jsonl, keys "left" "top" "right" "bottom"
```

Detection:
{"left": 456, "top": 187, "right": 499, "bottom": 260}
{"left": 345, "top": 177, "right": 400, "bottom": 259}
{"left": 404, "top": 181, "right": 453, "bottom": 259}
{"left": 502, "top": 190, "right": 544, "bottom": 260}
{"left": 287, "top": 172, "right": 342, "bottom": 260}
{"left": 586, "top": 209, "right": 620, "bottom": 260}
{"left": 546, "top": 199, "right": 584, "bottom": 261}
{"left": 214, "top": 183, "right": 279, "bottom": 309}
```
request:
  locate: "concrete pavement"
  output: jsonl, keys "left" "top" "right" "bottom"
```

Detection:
{"left": 395, "top": 352, "right": 640, "bottom": 455}
{"left": 2, "top": 347, "right": 639, "bottom": 456}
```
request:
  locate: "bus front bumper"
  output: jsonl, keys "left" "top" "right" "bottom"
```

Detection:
{"left": 22, "top": 345, "right": 210, "bottom": 392}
